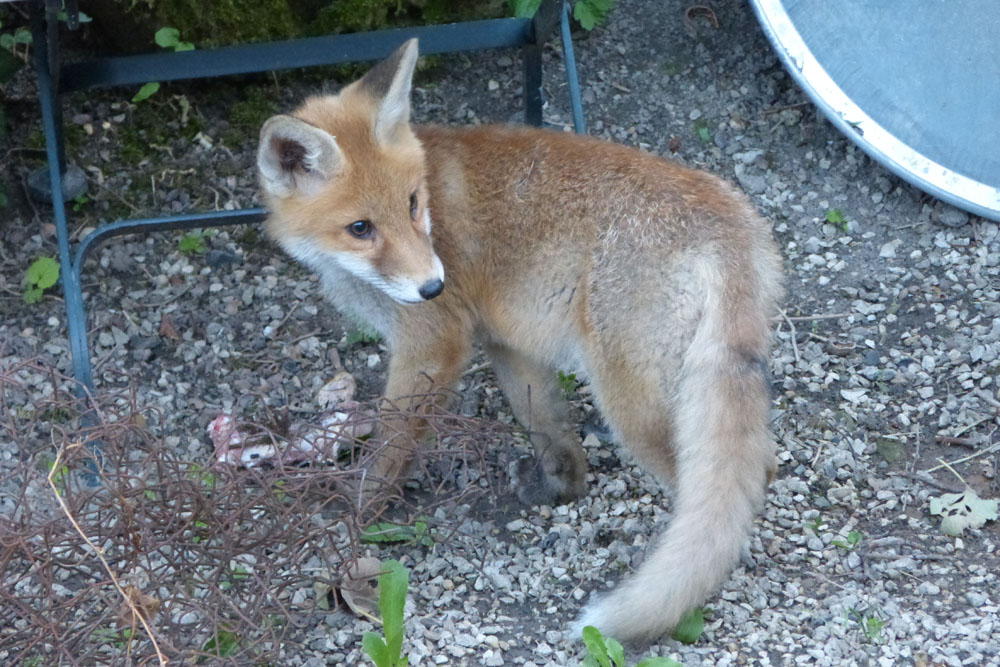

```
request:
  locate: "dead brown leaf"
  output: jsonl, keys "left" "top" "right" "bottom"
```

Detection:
{"left": 116, "top": 585, "right": 161, "bottom": 627}
{"left": 159, "top": 314, "right": 181, "bottom": 341}
{"left": 338, "top": 556, "right": 382, "bottom": 623}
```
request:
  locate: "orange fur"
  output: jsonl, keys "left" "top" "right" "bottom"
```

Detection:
{"left": 258, "top": 40, "right": 784, "bottom": 641}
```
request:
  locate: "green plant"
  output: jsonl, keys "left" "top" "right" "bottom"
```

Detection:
{"left": 510, "top": 0, "right": 617, "bottom": 30}
{"left": 362, "top": 518, "right": 434, "bottom": 547}
{"left": 825, "top": 208, "right": 848, "bottom": 232}
{"left": 693, "top": 118, "right": 712, "bottom": 144}
{"left": 846, "top": 608, "right": 884, "bottom": 643}
{"left": 557, "top": 370, "right": 581, "bottom": 395}
{"left": 0, "top": 22, "right": 32, "bottom": 59}
{"left": 72, "top": 193, "right": 90, "bottom": 212}
{"left": 347, "top": 325, "right": 383, "bottom": 345}
{"left": 363, "top": 560, "right": 409, "bottom": 667}
{"left": 201, "top": 627, "right": 240, "bottom": 660}
{"left": 133, "top": 26, "right": 194, "bottom": 102}
{"left": 187, "top": 463, "right": 217, "bottom": 487}
{"left": 178, "top": 229, "right": 209, "bottom": 254}
{"left": 220, "top": 565, "right": 250, "bottom": 590}
{"left": 831, "top": 529, "right": 862, "bottom": 551}
{"left": 580, "top": 625, "right": 682, "bottom": 667}
{"left": 57, "top": 9, "right": 93, "bottom": 25}
{"left": 670, "top": 607, "right": 706, "bottom": 644}
{"left": 24, "top": 256, "right": 60, "bottom": 304}
{"left": 574, "top": 0, "right": 617, "bottom": 29}
{"left": 47, "top": 460, "right": 70, "bottom": 493}
{"left": 91, "top": 627, "right": 133, "bottom": 650}
{"left": 190, "top": 520, "right": 210, "bottom": 543}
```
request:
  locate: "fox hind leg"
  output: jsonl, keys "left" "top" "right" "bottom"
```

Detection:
{"left": 485, "top": 343, "right": 587, "bottom": 505}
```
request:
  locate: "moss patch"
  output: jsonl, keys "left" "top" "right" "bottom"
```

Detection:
{"left": 222, "top": 86, "right": 280, "bottom": 148}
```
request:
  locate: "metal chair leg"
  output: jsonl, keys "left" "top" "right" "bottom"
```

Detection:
{"left": 30, "top": 1, "right": 95, "bottom": 398}
{"left": 560, "top": 1, "right": 587, "bottom": 134}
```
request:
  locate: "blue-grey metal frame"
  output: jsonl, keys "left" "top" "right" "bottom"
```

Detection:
{"left": 29, "top": 0, "right": 585, "bottom": 405}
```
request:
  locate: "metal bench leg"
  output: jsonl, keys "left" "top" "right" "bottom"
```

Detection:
{"left": 524, "top": 0, "right": 586, "bottom": 132}
{"left": 31, "top": 1, "right": 103, "bottom": 482}
{"left": 522, "top": 42, "right": 543, "bottom": 126}
{"left": 30, "top": 1, "right": 96, "bottom": 399}
{"left": 560, "top": 1, "right": 586, "bottom": 134}
{"left": 28, "top": 1, "right": 87, "bottom": 202}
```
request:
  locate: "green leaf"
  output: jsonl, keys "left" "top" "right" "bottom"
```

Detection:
{"left": 378, "top": 560, "right": 408, "bottom": 662}
{"left": 202, "top": 629, "right": 239, "bottom": 657}
{"left": 929, "top": 487, "right": 999, "bottom": 536}
{"left": 574, "top": 2, "right": 599, "bottom": 30}
{"left": 636, "top": 659, "right": 684, "bottom": 667}
{"left": 363, "top": 633, "right": 390, "bottom": 667}
{"left": 24, "top": 287, "right": 42, "bottom": 305}
{"left": 574, "top": 0, "right": 615, "bottom": 30}
{"left": 0, "top": 34, "right": 13, "bottom": 51}
{"left": 671, "top": 607, "right": 705, "bottom": 644}
{"left": 175, "top": 41, "right": 195, "bottom": 52}
{"left": 606, "top": 636, "right": 626, "bottom": 667}
{"left": 155, "top": 27, "right": 181, "bottom": 49}
{"left": 510, "top": 0, "right": 543, "bottom": 18}
{"left": 178, "top": 231, "right": 207, "bottom": 254}
{"left": 132, "top": 81, "right": 160, "bottom": 102}
{"left": 347, "top": 325, "right": 383, "bottom": 345}
{"left": 694, "top": 118, "right": 712, "bottom": 143}
{"left": 26, "top": 257, "right": 60, "bottom": 290}
{"left": 832, "top": 529, "right": 862, "bottom": 550}
{"left": 57, "top": 10, "right": 93, "bottom": 23}
{"left": 12, "top": 27, "right": 32, "bottom": 45}
{"left": 825, "top": 208, "right": 845, "bottom": 224}
{"left": 581, "top": 626, "right": 612, "bottom": 667}
{"left": 557, "top": 370, "right": 581, "bottom": 395}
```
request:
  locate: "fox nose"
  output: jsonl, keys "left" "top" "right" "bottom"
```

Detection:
{"left": 418, "top": 278, "right": 444, "bottom": 300}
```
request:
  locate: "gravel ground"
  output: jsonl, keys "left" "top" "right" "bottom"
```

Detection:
{"left": 2, "top": 0, "right": 999, "bottom": 665}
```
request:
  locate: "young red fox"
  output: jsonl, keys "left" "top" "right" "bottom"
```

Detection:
{"left": 258, "top": 39, "right": 783, "bottom": 641}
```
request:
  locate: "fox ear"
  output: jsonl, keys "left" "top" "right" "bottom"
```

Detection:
{"left": 257, "top": 115, "right": 344, "bottom": 198}
{"left": 358, "top": 38, "right": 419, "bottom": 144}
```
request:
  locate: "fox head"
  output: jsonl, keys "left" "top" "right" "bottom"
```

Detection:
{"left": 257, "top": 39, "right": 445, "bottom": 304}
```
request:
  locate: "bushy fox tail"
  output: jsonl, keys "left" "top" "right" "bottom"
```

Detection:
{"left": 575, "top": 255, "right": 778, "bottom": 642}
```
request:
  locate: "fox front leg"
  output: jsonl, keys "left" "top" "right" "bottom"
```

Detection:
{"left": 367, "top": 324, "right": 473, "bottom": 488}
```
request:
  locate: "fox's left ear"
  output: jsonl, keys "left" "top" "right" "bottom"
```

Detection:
{"left": 358, "top": 38, "right": 419, "bottom": 144}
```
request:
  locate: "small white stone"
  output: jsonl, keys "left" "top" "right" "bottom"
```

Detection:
{"left": 879, "top": 241, "right": 898, "bottom": 258}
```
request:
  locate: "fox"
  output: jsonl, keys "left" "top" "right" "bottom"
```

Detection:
{"left": 257, "top": 39, "right": 783, "bottom": 642}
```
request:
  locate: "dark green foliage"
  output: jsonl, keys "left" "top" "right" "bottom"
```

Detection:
{"left": 85, "top": 1, "right": 507, "bottom": 53}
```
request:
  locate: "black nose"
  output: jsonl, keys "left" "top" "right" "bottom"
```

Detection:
{"left": 418, "top": 279, "right": 444, "bottom": 300}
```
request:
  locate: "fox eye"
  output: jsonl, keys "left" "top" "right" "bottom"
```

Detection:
{"left": 409, "top": 192, "right": 418, "bottom": 220}
{"left": 348, "top": 220, "right": 373, "bottom": 238}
